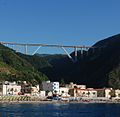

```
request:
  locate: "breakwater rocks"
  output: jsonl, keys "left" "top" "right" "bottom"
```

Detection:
{"left": 0, "top": 96, "right": 46, "bottom": 102}
{"left": 0, "top": 96, "right": 120, "bottom": 104}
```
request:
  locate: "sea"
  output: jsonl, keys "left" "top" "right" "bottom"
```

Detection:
{"left": 0, "top": 103, "right": 120, "bottom": 117}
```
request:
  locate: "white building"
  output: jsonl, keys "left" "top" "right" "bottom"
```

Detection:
{"left": 31, "top": 85, "right": 39, "bottom": 96}
{"left": 115, "top": 89, "right": 120, "bottom": 98}
{"left": 59, "top": 87, "right": 70, "bottom": 97}
{"left": 0, "top": 81, "right": 21, "bottom": 96}
{"left": 39, "top": 91, "right": 46, "bottom": 97}
{"left": 42, "top": 81, "right": 59, "bottom": 94}
{"left": 105, "top": 88, "right": 112, "bottom": 98}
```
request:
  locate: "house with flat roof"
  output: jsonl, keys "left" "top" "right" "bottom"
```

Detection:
{"left": 69, "top": 88, "right": 97, "bottom": 98}
{"left": 42, "top": 81, "right": 59, "bottom": 95}
{"left": 0, "top": 81, "right": 21, "bottom": 96}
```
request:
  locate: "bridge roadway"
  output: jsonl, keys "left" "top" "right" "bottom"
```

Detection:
{"left": 0, "top": 42, "right": 96, "bottom": 48}
{"left": 0, "top": 42, "right": 97, "bottom": 62}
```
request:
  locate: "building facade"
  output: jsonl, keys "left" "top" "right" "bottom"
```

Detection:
{"left": 0, "top": 81, "right": 21, "bottom": 96}
{"left": 42, "top": 81, "right": 59, "bottom": 94}
{"left": 59, "top": 87, "right": 70, "bottom": 97}
{"left": 69, "top": 88, "right": 97, "bottom": 98}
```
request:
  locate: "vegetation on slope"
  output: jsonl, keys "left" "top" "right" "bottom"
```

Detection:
{"left": 0, "top": 44, "right": 48, "bottom": 85}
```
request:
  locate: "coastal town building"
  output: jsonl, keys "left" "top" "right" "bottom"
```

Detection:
{"left": 82, "top": 88, "right": 97, "bottom": 98}
{"left": 105, "top": 88, "right": 112, "bottom": 98}
{"left": 21, "top": 84, "right": 31, "bottom": 96}
{"left": 31, "top": 85, "right": 39, "bottom": 96}
{"left": 59, "top": 87, "right": 70, "bottom": 97}
{"left": 69, "top": 88, "right": 97, "bottom": 98}
{"left": 0, "top": 81, "right": 21, "bottom": 96}
{"left": 96, "top": 89, "right": 105, "bottom": 97}
{"left": 115, "top": 89, "right": 120, "bottom": 98}
{"left": 42, "top": 81, "right": 59, "bottom": 94}
{"left": 39, "top": 91, "right": 46, "bottom": 97}
{"left": 47, "top": 91, "right": 53, "bottom": 96}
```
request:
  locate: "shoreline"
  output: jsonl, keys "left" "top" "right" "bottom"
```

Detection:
{"left": 0, "top": 96, "right": 120, "bottom": 104}
{"left": 0, "top": 100, "right": 120, "bottom": 104}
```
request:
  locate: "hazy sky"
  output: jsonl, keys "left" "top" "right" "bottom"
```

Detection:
{"left": 0, "top": 0, "right": 120, "bottom": 54}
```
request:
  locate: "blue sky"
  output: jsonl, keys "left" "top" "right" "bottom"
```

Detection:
{"left": 0, "top": 0, "right": 120, "bottom": 54}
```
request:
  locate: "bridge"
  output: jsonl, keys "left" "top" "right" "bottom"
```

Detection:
{"left": 0, "top": 42, "right": 97, "bottom": 63}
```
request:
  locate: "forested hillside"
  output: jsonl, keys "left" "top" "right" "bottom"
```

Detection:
{"left": 0, "top": 44, "right": 48, "bottom": 85}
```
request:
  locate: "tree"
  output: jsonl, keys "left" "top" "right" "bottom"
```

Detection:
{"left": 108, "top": 67, "right": 120, "bottom": 89}
{"left": 60, "top": 78, "right": 65, "bottom": 86}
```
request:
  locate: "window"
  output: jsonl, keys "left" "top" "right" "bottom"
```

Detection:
{"left": 14, "top": 89, "right": 17, "bottom": 92}
{"left": 82, "top": 92, "right": 85, "bottom": 94}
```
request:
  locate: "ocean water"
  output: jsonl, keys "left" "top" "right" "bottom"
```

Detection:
{"left": 0, "top": 103, "right": 120, "bottom": 117}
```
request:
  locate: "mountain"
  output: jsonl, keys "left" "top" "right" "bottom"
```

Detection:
{"left": 67, "top": 34, "right": 120, "bottom": 88}
{"left": 18, "top": 34, "right": 120, "bottom": 89}
{"left": 0, "top": 44, "right": 48, "bottom": 84}
{"left": 71, "top": 34, "right": 120, "bottom": 88}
